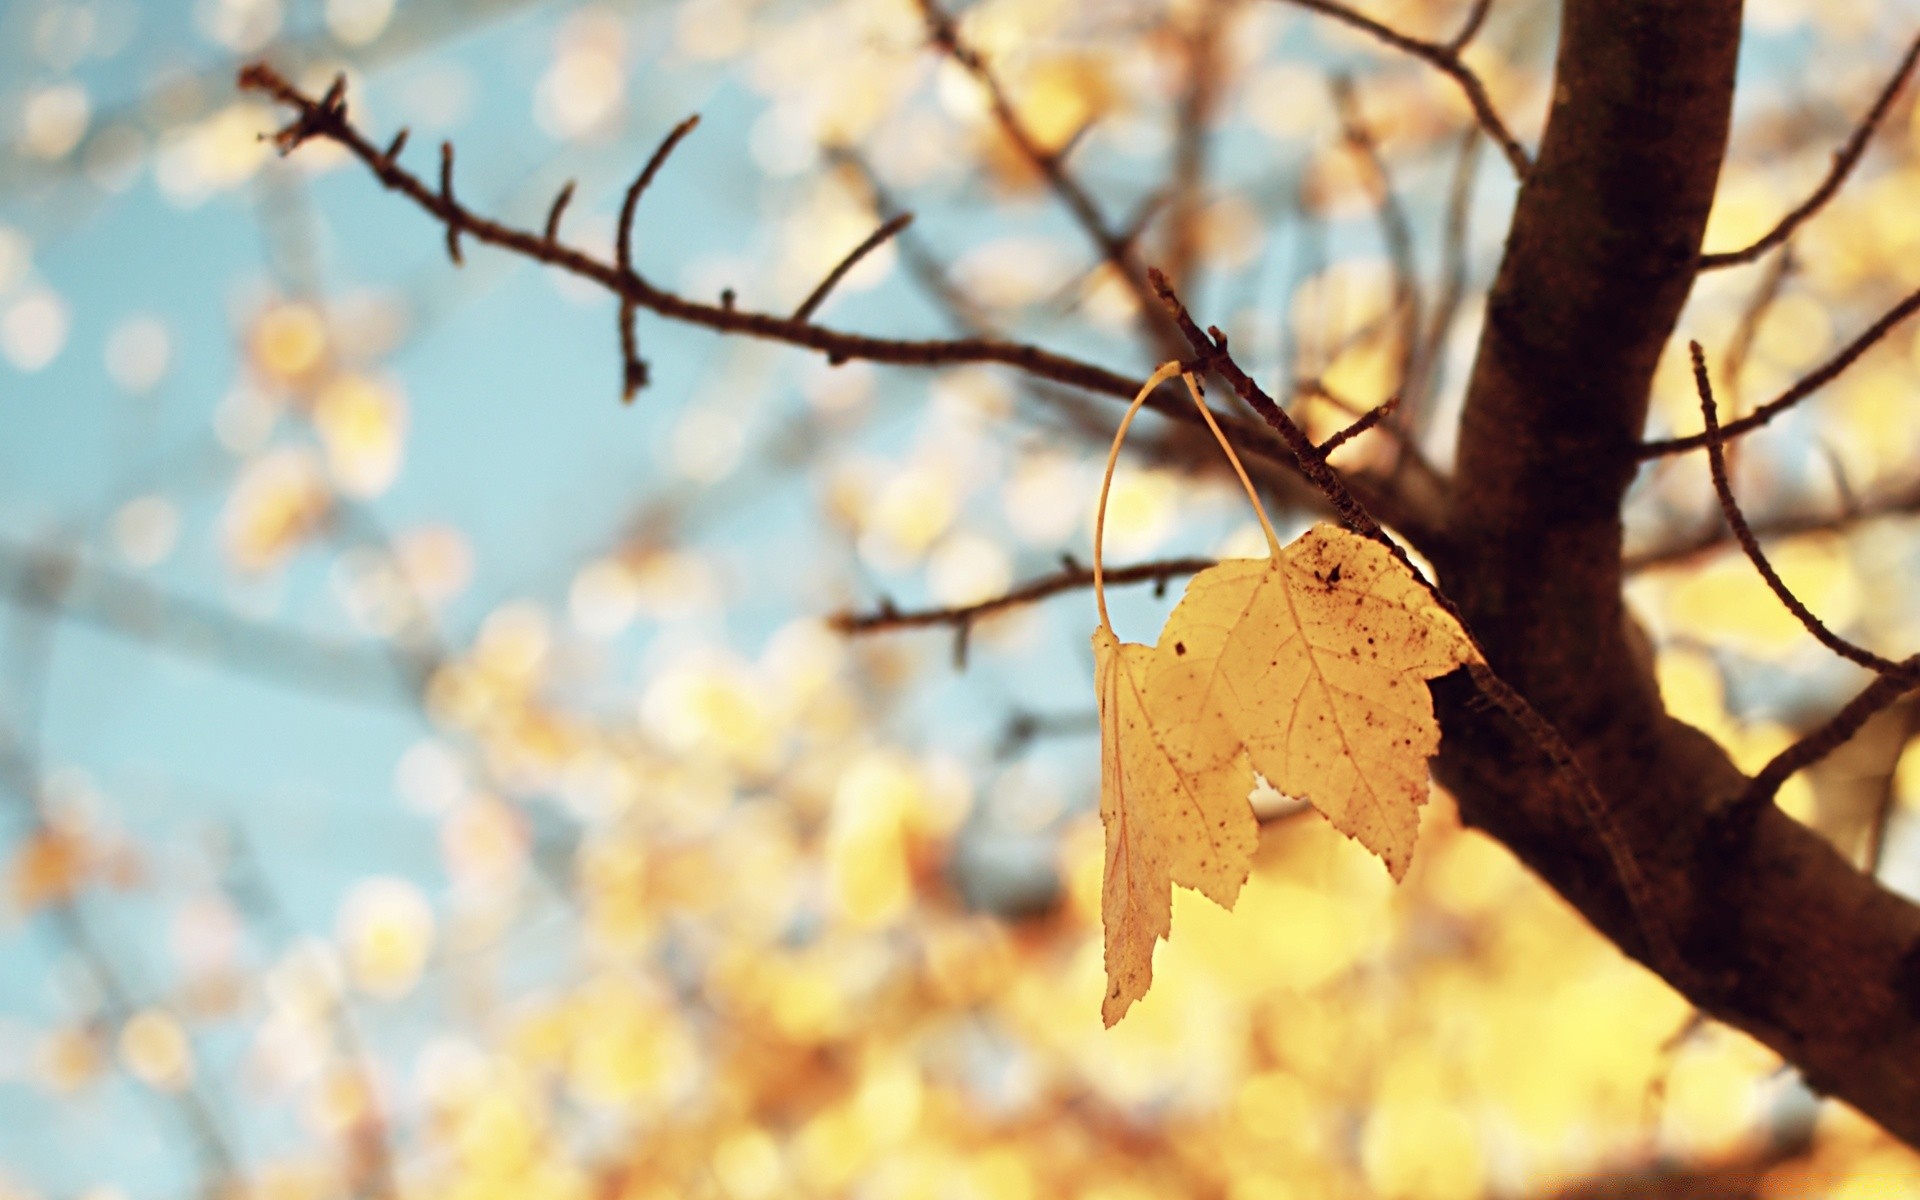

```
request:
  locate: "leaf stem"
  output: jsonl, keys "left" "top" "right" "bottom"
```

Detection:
{"left": 1095, "top": 361, "right": 1186, "bottom": 633}
{"left": 1180, "top": 371, "right": 1282, "bottom": 557}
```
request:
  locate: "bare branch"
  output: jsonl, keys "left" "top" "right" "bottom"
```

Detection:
{"left": 792, "top": 212, "right": 914, "bottom": 323}
{"left": 615, "top": 114, "right": 701, "bottom": 399}
{"left": 235, "top": 63, "right": 1443, "bottom": 550}
{"left": 1739, "top": 659, "right": 1920, "bottom": 813}
{"left": 1699, "top": 30, "right": 1920, "bottom": 270}
{"left": 616, "top": 114, "right": 702, "bottom": 268}
{"left": 1444, "top": 0, "right": 1494, "bottom": 54}
{"left": 438, "top": 140, "right": 461, "bottom": 265}
{"left": 1275, "top": 0, "right": 1531, "bottom": 177}
{"left": 832, "top": 556, "right": 1216, "bottom": 635}
{"left": 1317, "top": 393, "right": 1400, "bottom": 455}
{"left": 544, "top": 178, "right": 575, "bottom": 244}
{"left": 1689, "top": 340, "right": 1906, "bottom": 676}
{"left": 1640, "top": 283, "right": 1920, "bottom": 457}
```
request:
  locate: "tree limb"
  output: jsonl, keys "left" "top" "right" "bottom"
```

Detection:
{"left": 1698, "top": 30, "right": 1920, "bottom": 270}
{"left": 1274, "top": 0, "right": 1531, "bottom": 177}
{"left": 1441, "top": 0, "right": 1920, "bottom": 1145}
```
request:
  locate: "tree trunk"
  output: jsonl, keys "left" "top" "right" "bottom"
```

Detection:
{"left": 1439, "top": 0, "right": 1920, "bottom": 1143}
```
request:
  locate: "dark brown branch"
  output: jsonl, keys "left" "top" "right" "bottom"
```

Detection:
{"left": 381, "top": 126, "right": 408, "bottom": 166}
{"left": 438, "top": 141, "right": 461, "bottom": 265}
{"left": 618, "top": 115, "right": 701, "bottom": 259}
{"left": 1293, "top": 378, "right": 1435, "bottom": 478}
{"left": 1739, "top": 658, "right": 1920, "bottom": 812}
{"left": 792, "top": 212, "right": 914, "bottom": 323}
{"left": 1389, "top": 0, "right": 1920, "bottom": 1144}
{"left": 1444, "top": 0, "right": 1494, "bottom": 53}
{"left": 544, "top": 179, "right": 575, "bottom": 244}
{"left": 1275, "top": 0, "right": 1531, "bottom": 177}
{"left": 832, "top": 556, "right": 1216, "bottom": 634}
{"left": 1153, "top": 270, "right": 1384, "bottom": 538}
{"left": 1691, "top": 341, "right": 1905, "bottom": 676}
{"left": 234, "top": 63, "right": 1443, "bottom": 550}
{"left": 1640, "top": 282, "right": 1920, "bottom": 457}
{"left": 1699, "top": 30, "right": 1920, "bottom": 270}
{"left": 1316, "top": 393, "right": 1399, "bottom": 455}
{"left": 828, "top": 147, "right": 999, "bottom": 336}
{"left": 614, "top": 115, "right": 701, "bottom": 400}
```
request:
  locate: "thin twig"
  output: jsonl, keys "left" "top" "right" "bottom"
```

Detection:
{"left": 831, "top": 556, "right": 1217, "bottom": 634}
{"left": 615, "top": 115, "right": 702, "bottom": 399}
{"left": 792, "top": 212, "right": 914, "bottom": 323}
{"left": 1738, "top": 660, "right": 1920, "bottom": 812}
{"left": 828, "top": 147, "right": 999, "bottom": 336}
{"left": 438, "top": 141, "right": 461, "bottom": 265}
{"left": 1699, "top": 31, "right": 1920, "bottom": 270}
{"left": 1641, "top": 283, "right": 1920, "bottom": 457}
{"left": 544, "top": 179, "right": 575, "bottom": 244}
{"left": 1445, "top": 0, "right": 1495, "bottom": 52}
{"left": 1317, "top": 394, "right": 1399, "bottom": 455}
{"left": 1689, "top": 340, "right": 1905, "bottom": 676}
{"left": 1276, "top": 0, "right": 1531, "bottom": 177}
{"left": 617, "top": 115, "right": 702, "bottom": 263}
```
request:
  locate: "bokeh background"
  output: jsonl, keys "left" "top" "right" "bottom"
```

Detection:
{"left": 7, "top": 0, "right": 1920, "bottom": 1196}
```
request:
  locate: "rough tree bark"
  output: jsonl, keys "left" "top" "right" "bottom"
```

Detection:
{"left": 1438, "top": 0, "right": 1920, "bottom": 1143}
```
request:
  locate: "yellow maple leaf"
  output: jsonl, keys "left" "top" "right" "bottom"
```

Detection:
{"left": 1092, "top": 363, "right": 1473, "bottom": 1025}
{"left": 1094, "top": 624, "right": 1258, "bottom": 1025}
{"left": 1159, "top": 528, "right": 1473, "bottom": 882}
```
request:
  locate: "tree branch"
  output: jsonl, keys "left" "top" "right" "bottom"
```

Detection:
{"left": 792, "top": 212, "right": 914, "bottom": 323}
{"left": 1698, "top": 30, "right": 1920, "bottom": 270}
{"left": 613, "top": 113, "right": 701, "bottom": 399}
{"left": 1275, "top": 0, "right": 1532, "bottom": 177}
{"left": 1690, "top": 340, "right": 1906, "bottom": 677}
{"left": 832, "top": 556, "right": 1215, "bottom": 636}
{"left": 235, "top": 62, "right": 1447, "bottom": 552}
{"left": 1640, "top": 282, "right": 1920, "bottom": 457}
